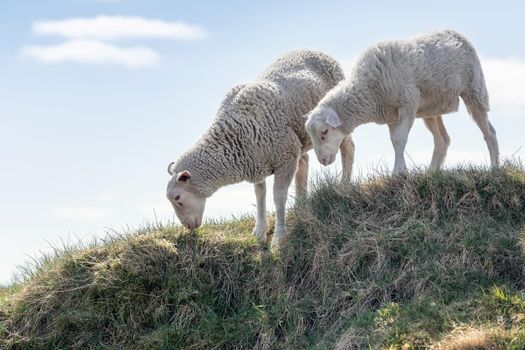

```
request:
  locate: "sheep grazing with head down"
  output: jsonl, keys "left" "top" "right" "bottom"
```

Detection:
{"left": 306, "top": 30, "right": 499, "bottom": 175}
{"left": 166, "top": 50, "right": 347, "bottom": 248}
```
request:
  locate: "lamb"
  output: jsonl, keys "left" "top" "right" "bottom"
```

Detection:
{"left": 166, "top": 50, "right": 348, "bottom": 248}
{"left": 305, "top": 30, "right": 499, "bottom": 175}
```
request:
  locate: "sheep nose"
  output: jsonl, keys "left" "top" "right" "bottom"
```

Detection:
{"left": 321, "top": 158, "right": 328, "bottom": 166}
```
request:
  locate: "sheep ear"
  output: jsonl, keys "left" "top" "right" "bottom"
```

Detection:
{"left": 325, "top": 110, "right": 342, "bottom": 128}
{"left": 167, "top": 162, "right": 176, "bottom": 176}
{"left": 177, "top": 170, "right": 192, "bottom": 182}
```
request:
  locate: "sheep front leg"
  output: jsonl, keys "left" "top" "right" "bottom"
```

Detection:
{"left": 392, "top": 107, "right": 416, "bottom": 175}
{"left": 252, "top": 181, "right": 268, "bottom": 241}
{"left": 271, "top": 165, "right": 296, "bottom": 250}
{"left": 339, "top": 135, "right": 355, "bottom": 183}
{"left": 294, "top": 153, "right": 309, "bottom": 201}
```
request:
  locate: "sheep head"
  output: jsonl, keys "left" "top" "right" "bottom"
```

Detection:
{"left": 166, "top": 163, "right": 206, "bottom": 230}
{"left": 305, "top": 106, "right": 346, "bottom": 166}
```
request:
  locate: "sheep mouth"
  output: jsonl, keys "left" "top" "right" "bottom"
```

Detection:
{"left": 184, "top": 218, "right": 202, "bottom": 230}
{"left": 318, "top": 154, "right": 336, "bottom": 166}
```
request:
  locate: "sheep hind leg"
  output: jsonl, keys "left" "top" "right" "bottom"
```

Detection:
{"left": 423, "top": 116, "right": 450, "bottom": 170}
{"left": 463, "top": 99, "right": 500, "bottom": 167}
{"left": 271, "top": 163, "right": 297, "bottom": 251}
{"left": 294, "top": 153, "right": 309, "bottom": 202}
{"left": 252, "top": 181, "right": 268, "bottom": 241}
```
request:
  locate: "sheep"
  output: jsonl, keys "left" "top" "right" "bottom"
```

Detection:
{"left": 305, "top": 30, "right": 499, "bottom": 175}
{"left": 166, "top": 50, "right": 348, "bottom": 248}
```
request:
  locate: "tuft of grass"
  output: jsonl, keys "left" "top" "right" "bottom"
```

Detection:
{"left": 2, "top": 162, "right": 525, "bottom": 349}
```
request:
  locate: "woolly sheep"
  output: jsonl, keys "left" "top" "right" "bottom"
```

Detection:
{"left": 166, "top": 50, "right": 348, "bottom": 248}
{"left": 305, "top": 30, "right": 499, "bottom": 175}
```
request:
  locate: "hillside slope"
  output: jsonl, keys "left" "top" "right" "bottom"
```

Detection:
{"left": 2, "top": 164, "right": 525, "bottom": 349}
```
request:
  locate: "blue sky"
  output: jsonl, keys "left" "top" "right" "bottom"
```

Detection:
{"left": 1, "top": 0, "right": 525, "bottom": 283}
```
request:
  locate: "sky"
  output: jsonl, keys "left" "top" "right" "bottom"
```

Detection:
{"left": 1, "top": 0, "right": 525, "bottom": 284}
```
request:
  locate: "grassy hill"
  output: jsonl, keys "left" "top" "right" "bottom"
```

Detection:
{"left": 2, "top": 163, "right": 525, "bottom": 349}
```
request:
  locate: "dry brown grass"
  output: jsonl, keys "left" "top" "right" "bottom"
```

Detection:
{"left": 435, "top": 328, "right": 498, "bottom": 350}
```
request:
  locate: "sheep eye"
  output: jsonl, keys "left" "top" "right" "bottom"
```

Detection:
{"left": 174, "top": 195, "right": 180, "bottom": 201}
{"left": 320, "top": 129, "right": 328, "bottom": 140}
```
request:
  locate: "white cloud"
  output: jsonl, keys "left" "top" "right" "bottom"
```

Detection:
{"left": 482, "top": 58, "right": 525, "bottom": 115}
{"left": 96, "top": 193, "right": 115, "bottom": 202}
{"left": 32, "top": 15, "right": 207, "bottom": 41}
{"left": 22, "top": 15, "right": 206, "bottom": 67}
{"left": 21, "top": 39, "right": 159, "bottom": 68}
{"left": 53, "top": 206, "right": 109, "bottom": 220}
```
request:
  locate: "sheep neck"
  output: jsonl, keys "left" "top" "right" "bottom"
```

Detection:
{"left": 328, "top": 81, "right": 382, "bottom": 133}
{"left": 176, "top": 135, "right": 248, "bottom": 198}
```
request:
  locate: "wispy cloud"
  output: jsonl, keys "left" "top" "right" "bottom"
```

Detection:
{"left": 21, "top": 39, "right": 158, "bottom": 68}
{"left": 96, "top": 192, "right": 115, "bottom": 202}
{"left": 22, "top": 15, "right": 206, "bottom": 67}
{"left": 32, "top": 15, "right": 207, "bottom": 41}
{"left": 52, "top": 206, "right": 109, "bottom": 220}
{"left": 482, "top": 58, "right": 525, "bottom": 115}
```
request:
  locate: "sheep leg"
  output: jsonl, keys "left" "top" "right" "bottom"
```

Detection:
{"left": 469, "top": 108, "right": 500, "bottom": 167}
{"left": 252, "top": 181, "right": 268, "bottom": 241}
{"left": 294, "top": 153, "right": 309, "bottom": 201}
{"left": 392, "top": 107, "right": 416, "bottom": 175}
{"left": 339, "top": 135, "right": 355, "bottom": 183}
{"left": 271, "top": 165, "right": 296, "bottom": 250}
{"left": 423, "top": 116, "right": 450, "bottom": 170}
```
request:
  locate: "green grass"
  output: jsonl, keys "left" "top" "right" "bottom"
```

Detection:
{"left": 2, "top": 163, "right": 525, "bottom": 349}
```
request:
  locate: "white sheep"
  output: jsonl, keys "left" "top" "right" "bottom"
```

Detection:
{"left": 305, "top": 30, "right": 499, "bottom": 175}
{"left": 166, "top": 50, "right": 348, "bottom": 248}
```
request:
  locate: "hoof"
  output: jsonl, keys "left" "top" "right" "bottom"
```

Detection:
{"left": 270, "top": 227, "right": 286, "bottom": 251}
{"left": 252, "top": 225, "right": 268, "bottom": 242}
